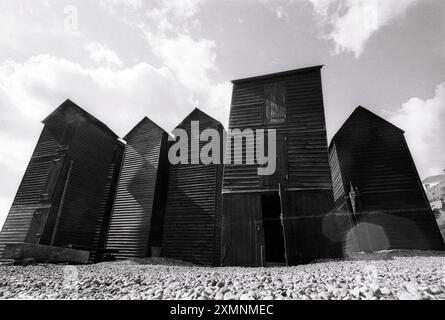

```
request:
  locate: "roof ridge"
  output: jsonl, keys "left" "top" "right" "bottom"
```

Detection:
{"left": 175, "top": 107, "right": 223, "bottom": 130}
{"left": 330, "top": 105, "right": 404, "bottom": 149}
{"left": 42, "top": 99, "right": 118, "bottom": 138}
{"left": 232, "top": 65, "right": 323, "bottom": 84}
{"left": 123, "top": 116, "right": 168, "bottom": 141}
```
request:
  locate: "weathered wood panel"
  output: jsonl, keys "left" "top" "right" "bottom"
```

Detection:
{"left": 222, "top": 66, "right": 335, "bottom": 266}
{"left": 223, "top": 66, "right": 332, "bottom": 193}
{"left": 0, "top": 125, "right": 64, "bottom": 256}
{"left": 161, "top": 109, "right": 224, "bottom": 266}
{"left": 221, "top": 193, "right": 262, "bottom": 267}
{"left": 329, "top": 143, "right": 346, "bottom": 204}
{"left": 105, "top": 118, "right": 169, "bottom": 259}
{"left": 0, "top": 100, "right": 122, "bottom": 256}
{"left": 283, "top": 190, "right": 339, "bottom": 264}
{"left": 3, "top": 243, "right": 89, "bottom": 264}
{"left": 90, "top": 143, "right": 124, "bottom": 261}
{"left": 329, "top": 106, "right": 445, "bottom": 253}
{"left": 48, "top": 116, "right": 122, "bottom": 248}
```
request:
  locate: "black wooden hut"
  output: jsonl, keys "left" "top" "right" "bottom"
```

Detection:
{"left": 161, "top": 108, "right": 224, "bottom": 266}
{"left": 0, "top": 100, "right": 123, "bottom": 256}
{"left": 329, "top": 106, "right": 445, "bottom": 253}
{"left": 105, "top": 117, "right": 170, "bottom": 259}
{"left": 222, "top": 66, "right": 337, "bottom": 267}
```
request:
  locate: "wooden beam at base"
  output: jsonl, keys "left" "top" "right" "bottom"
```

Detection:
{"left": 1, "top": 243, "right": 90, "bottom": 264}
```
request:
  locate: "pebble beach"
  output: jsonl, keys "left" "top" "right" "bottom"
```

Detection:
{"left": 1, "top": 252, "right": 444, "bottom": 300}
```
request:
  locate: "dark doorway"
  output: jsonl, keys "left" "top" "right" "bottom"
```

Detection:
{"left": 261, "top": 193, "right": 286, "bottom": 263}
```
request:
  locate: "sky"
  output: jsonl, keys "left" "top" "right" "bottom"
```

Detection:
{"left": 0, "top": 0, "right": 444, "bottom": 228}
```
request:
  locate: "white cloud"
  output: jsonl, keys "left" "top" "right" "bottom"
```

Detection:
{"left": 99, "top": 0, "right": 221, "bottom": 110}
{"left": 0, "top": 53, "right": 232, "bottom": 227}
{"left": 308, "top": 0, "right": 420, "bottom": 58}
{"left": 207, "top": 82, "right": 232, "bottom": 127}
{"left": 158, "top": 0, "right": 203, "bottom": 20}
{"left": 0, "top": 0, "right": 235, "bottom": 228}
{"left": 276, "top": 6, "right": 288, "bottom": 20}
{"left": 101, "top": 0, "right": 203, "bottom": 19}
{"left": 0, "top": 197, "right": 13, "bottom": 231}
{"left": 147, "top": 33, "right": 217, "bottom": 93}
{"left": 84, "top": 42, "right": 123, "bottom": 67}
{"left": 0, "top": 55, "right": 199, "bottom": 133}
{"left": 140, "top": 0, "right": 229, "bottom": 124}
{"left": 0, "top": 54, "right": 209, "bottom": 225}
{"left": 388, "top": 82, "right": 445, "bottom": 179}
{"left": 99, "top": 0, "right": 143, "bottom": 13}
{"left": 0, "top": 2, "right": 83, "bottom": 54}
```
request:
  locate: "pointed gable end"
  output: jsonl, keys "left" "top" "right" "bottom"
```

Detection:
{"left": 330, "top": 106, "right": 404, "bottom": 151}
{"left": 124, "top": 116, "right": 168, "bottom": 142}
{"left": 42, "top": 99, "right": 118, "bottom": 139}
{"left": 175, "top": 108, "right": 223, "bottom": 131}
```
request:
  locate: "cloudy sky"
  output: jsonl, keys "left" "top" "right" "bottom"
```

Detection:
{"left": 0, "top": 0, "right": 444, "bottom": 227}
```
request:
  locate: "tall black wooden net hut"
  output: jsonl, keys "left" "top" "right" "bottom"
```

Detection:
{"left": 0, "top": 100, "right": 123, "bottom": 256}
{"left": 161, "top": 108, "right": 224, "bottom": 266}
{"left": 329, "top": 106, "right": 445, "bottom": 253}
{"left": 222, "top": 66, "right": 337, "bottom": 267}
{"left": 105, "top": 117, "right": 170, "bottom": 259}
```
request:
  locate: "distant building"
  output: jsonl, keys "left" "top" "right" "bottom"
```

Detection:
{"left": 0, "top": 100, "right": 123, "bottom": 256}
{"left": 423, "top": 174, "right": 445, "bottom": 203}
{"left": 430, "top": 200, "right": 444, "bottom": 211}
{"left": 329, "top": 106, "right": 445, "bottom": 253}
{"left": 423, "top": 174, "right": 445, "bottom": 190}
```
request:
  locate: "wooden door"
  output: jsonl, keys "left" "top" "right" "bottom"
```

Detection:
{"left": 279, "top": 183, "right": 290, "bottom": 265}
{"left": 41, "top": 157, "right": 65, "bottom": 201}
{"left": 25, "top": 208, "right": 50, "bottom": 244}
{"left": 261, "top": 133, "right": 288, "bottom": 189}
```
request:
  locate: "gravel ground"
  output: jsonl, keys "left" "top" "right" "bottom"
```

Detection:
{"left": 1, "top": 251, "right": 445, "bottom": 300}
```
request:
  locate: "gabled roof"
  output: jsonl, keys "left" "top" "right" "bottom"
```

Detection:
{"left": 124, "top": 116, "right": 168, "bottom": 141}
{"left": 330, "top": 106, "right": 404, "bottom": 150}
{"left": 232, "top": 65, "right": 323, "bottom": 85}
{"left": 175, "top": 108, "right": 223, "bottom": 130}
{"left": 42, "top": 99, "right": 118, "bottom": 138}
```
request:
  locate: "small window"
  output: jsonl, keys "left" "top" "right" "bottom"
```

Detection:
{"left": 264, "top": 82, "right": 286, "bottom": 124}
